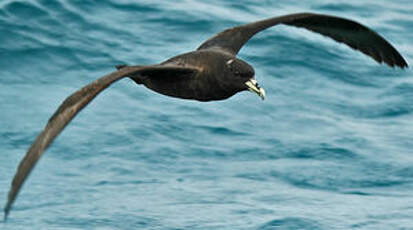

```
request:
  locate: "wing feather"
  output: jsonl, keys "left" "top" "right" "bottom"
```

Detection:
{"left": 4, "top": 65, "right": 198, "bottom": 220}
{"left": 198, "top": 13, "right": 408, "bottom": 68}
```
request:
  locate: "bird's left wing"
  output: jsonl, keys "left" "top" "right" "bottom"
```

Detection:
{"left": 4, "top": 65, "right": 198, "bottom": 220}
{"left": 198, "top": 13, "right": 408, "bottom": 68}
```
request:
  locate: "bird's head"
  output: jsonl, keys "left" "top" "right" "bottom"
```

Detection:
{"left": 225, "top": 58, "right": 265, "bottom": 100}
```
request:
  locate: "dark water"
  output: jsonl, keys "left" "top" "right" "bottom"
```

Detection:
{"left": 1, "top": 0, "right": 413, "bottom": 229}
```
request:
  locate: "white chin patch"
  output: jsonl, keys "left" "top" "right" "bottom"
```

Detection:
{"left": 249, "top": 79, "right": 258, "bottom": 85}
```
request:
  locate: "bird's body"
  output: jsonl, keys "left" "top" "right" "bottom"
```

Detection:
{"left": 128, "top": 50, "right": 253, "bottom": 101}
{"left": 4, "top": 12, "right": 408, "bottom": 220}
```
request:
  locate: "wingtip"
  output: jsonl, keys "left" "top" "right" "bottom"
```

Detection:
{"left": 3, "top": 208, "right": 9, "bottom": 222}
{"left": 402, "top": 62, "right": 409, "bottom": 69}
{"left": 394, "top": 51, "right": 409, "bottom": 69}
{"left": 395, "top": 61, "right": 408, "bottom": 69}
{"left": 4, "top": 198, "right": 12, "bottom": 222}
{"left": 384, "top": 54, "right": 408, "bottom": 69}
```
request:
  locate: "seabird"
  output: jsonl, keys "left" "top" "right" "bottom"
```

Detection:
{"left": 4, "top": 12, "right": 408, "bottom": 220}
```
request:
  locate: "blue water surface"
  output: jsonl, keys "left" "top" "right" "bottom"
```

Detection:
{"left": 1, "top": 0, "right": 413, "bottom": 229}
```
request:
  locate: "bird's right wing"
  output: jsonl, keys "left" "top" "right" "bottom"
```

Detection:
{"left": 4, "top": 65, "right": 198, "bottom": 220}
{"left": 198, "top": 13, "right": 408, "bottom": 68}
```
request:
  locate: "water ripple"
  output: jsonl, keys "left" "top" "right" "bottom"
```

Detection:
{"left": 1, "top": 0, "right": 412, "bottom": 229}
{"left": 258, "top": 218, "right": 324, "bottom": 230}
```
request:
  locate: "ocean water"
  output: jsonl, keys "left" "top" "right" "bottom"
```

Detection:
{"left": 1, "top": 0, "right": 412, "bottom": 229}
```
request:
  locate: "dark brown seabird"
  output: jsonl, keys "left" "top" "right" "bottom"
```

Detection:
{"left": 4, "top": 12, "right": 408, "bottom": 220}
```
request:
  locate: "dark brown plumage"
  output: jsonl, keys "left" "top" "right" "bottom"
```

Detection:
{"left": 4, "top": 12, "right": 408, "bottom": 220}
